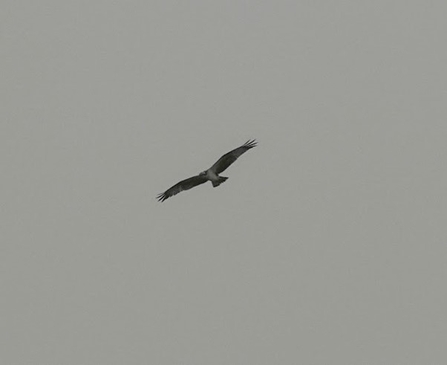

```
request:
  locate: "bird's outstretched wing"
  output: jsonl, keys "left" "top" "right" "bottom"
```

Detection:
{"left": 210, "top": 139, "right": 257, "bottom": 174}
{"left": 157, "top": 175, "right": 208, "bottom": 202}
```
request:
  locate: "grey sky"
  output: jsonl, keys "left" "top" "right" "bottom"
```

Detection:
{"left": 1, "top": 1, "right": 446, "bottom": 364}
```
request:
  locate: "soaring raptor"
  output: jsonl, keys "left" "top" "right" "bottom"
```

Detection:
{"left": 157, "top": 139, "right": 257, "bottom": 202}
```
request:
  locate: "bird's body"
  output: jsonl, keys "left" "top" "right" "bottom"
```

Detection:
{"left": 202, "top": 168, "right": 227, "bottom": 187}
{"left": 157, "top": 139, "right": 257, "bottom": 202}
{"left": 205, "top": 168, "right": 219, "bottom": 181}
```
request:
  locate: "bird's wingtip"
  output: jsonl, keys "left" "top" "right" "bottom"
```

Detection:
{"left": 244, "top": 139, "right": 257, "bottom": 148}
{"left": 156, "top": 193, "right": 167, "bottom": 202}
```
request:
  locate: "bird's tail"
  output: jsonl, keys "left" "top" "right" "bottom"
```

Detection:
{"left": 212, "top": 176, "right": 228, "bottom": 187}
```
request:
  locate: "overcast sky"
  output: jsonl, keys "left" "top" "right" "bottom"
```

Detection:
{"left": 1, "top": 1, "right": 447, "bottom": 364}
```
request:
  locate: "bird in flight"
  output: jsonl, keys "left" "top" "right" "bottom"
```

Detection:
{"left": 157, "top": 139, "right": 257, "bottom": 202}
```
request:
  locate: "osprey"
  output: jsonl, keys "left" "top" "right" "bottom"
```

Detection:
{"left": 157, "top": 139, "right": 257, "bottom": 202}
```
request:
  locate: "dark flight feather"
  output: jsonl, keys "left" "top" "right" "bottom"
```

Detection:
{"left": 157, "top": 175, "right": 208, "bottom": 202}
{"left": 210, "top": 139, "right": 257, "bottom": 174}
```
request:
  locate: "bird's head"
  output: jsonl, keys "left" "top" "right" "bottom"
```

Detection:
{"left": 199, "top": 170, "right": 207, "bottom": 176}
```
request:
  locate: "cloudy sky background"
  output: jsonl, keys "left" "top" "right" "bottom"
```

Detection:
{"left": 2, "top": 1, "right": 446, "bottom": 364}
